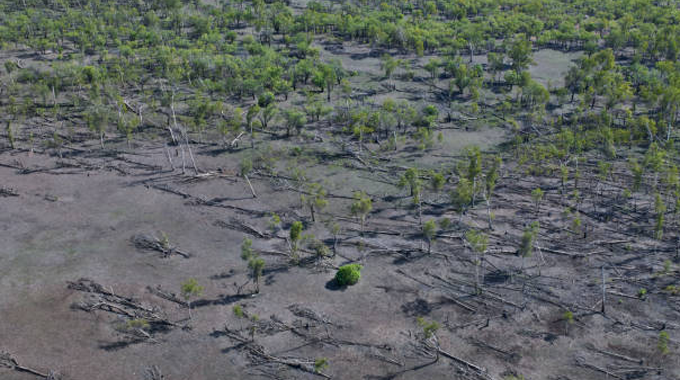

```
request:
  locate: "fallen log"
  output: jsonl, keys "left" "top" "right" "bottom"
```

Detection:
{"left": 131, "top": 234, "right": 191, "bottom": 259}
{"left": 0, "top": 352, "right": 52, "bottom": 379}
{"left": 0, "top": 187, "right": 19, "bottom": 197}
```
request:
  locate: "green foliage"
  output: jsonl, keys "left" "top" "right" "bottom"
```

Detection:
{"left": 301, "top": 182, "right": 327, "bottom": 222}
{"left": 422, "top": 220, "right": 437, "bottom": 253}
{"left": 241, "top": 238, "right": 254, "bottom": 260}
{"left": 451, "top": 178, "right": 473, "bottom": 215}
{"left": 241, "top": 237, "right": 265, "bottom": 292}
{"left": 416, "top": 317, "right": 440, "bottom": 339}
{"left": 180, "top": 278, "right": 204, "bottom": 302}
{"left": 314, "top": 358, "right": 329, "bottom": 373}
{"left": 289, "top": 221, "right": 302, "bottom": 241}
{"left": 126, "top": 318, "right": 150, "bottom": 331}
{"left": 531, "top": 187, "right": 544, "bottom": 213}
{"left": 233, "top": 305, "right": 245, "bottom": 319}
{"left": 655, "top": 193, "right": 666, "bottom": 240}
{"left": 350, "top": 191, "right": 372, "bottom": 230}
{"left": 638, "top": 288, "right": 647, "bottom": 298}
{"left": 658, "top": 331, "right": 670, "bottom": 355}
{"left": 430, "top": 171, "right": 446, "bottom": 193}
{"left": 335, "top": 264, "right": 363, "bottom": 286}
{"left": 290, "top": 221, "right": 303, "bottom": 252}
{"left": 466, "top": 229, "right": 488, "bottom": 254}
{"left": 240, "top": 158, "right": 253, "bottom": 176}
{"left": 399, "top": 168, "right": 421, "bottom": 197}
{"left": 519, "top": 222, "right": 539, "bottom": 258}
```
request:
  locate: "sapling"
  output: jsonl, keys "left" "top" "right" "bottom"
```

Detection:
{"left": 466, "top": 229, "right": 488, "bottom": 292}
{"left": 531, "top": 187, "right": 544, "bottom": 215}
{"left": 241, "top": 237, "right": 265, "bottom": 293}
{"left": 301, "top": 182, "right": 327, "bottom": 222}
{"left": 519, "top": 222, "right": 539, "bottom": 272}
{"left": 658, "top": 331, "right": 670, "bottom": 355}
{"left": 422, "top": 220, "right": 437, "bottom": 253}
{"left": 314, "top": 358, "right": 329, "bottom": 373}
{"left": 289, "top": 221, "right": 303, "bottom": 257}
{"left": 350, "top": 192, "right": 372, "bottom": 233}
{"left": 180, "top": 278, "right": 204, "bottom": 320}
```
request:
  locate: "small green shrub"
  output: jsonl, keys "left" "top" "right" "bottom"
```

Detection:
{"left": 314, "top": 358, "right": 329, "bottom": 373}
{"left": 335, "top": 264, "right": 363, "bottom": 286}
{"left": 658, "top": 331, "right": 670, "bottom": 355}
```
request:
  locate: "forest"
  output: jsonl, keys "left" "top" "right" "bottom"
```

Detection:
{"left": 1, "top": 0, "right": 680, "bottom": 379}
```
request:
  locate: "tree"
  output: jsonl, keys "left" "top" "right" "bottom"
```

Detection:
{"left": 335, "top": 264, "right": 363, "bottom": 286}
{"left": 350, "top": 191, "right": 372, "bottom": 233}
{"left": 313, "top": 64, "right": 337, "bottom": 102}
{"left": 655, "top": 193, "right": 666, "bottom": 240}
{"left": 381, "top": 54, "right": 399, "bottom": 80}
{"left": 289, "top": 221, "right": 303, "bottom": 255}
{"left": 484, "top": 156, "right": 501, "bottom": 229}
{"left": 399, "top": 167, "right": 421, "bottom": 197}
{"left": 422, "top": 220, "right": 437, "bottom": 253}
{"left": 531, "top": 188, "right": 544, "bottom": 215}
{"left": 451, "top": 178, "right": 473, "bottom": 222}
{"left": 430, "top": 171, "right": 446, "bottom": 195}
{"left": 258, "top": 103, "right": 278, "bottom": 129}
{"left": 424, "top": 58, "right": 441, "bottom": 83}
{"left": 466, "top": 146, "right": 482, "bottom": 204}
{"left": 519, "top": 222, "right": 540, "bottom": 270}
{"left": 658, "top": 331, "right": 670, "bottom": 355}
{"left": 241, "top": 237, "right": 265, "bottom": 293}
{"left": 301, "top": 182, "right": 327, "bottom": 222}
{"left": 246, "top": 105, "right": 260, "bottom": 148}
{"left": 283, "top": 108, "right": 306, "bottom": 136}
{"left": 487, "top": 52, "right": 505, "bottom": 82}
{"left": 508, "top": 36, "right": 533, "bottom": 75}
{"left": 180, "top": 278, "right": 204, "bottom": 320}
{"left": 465, "top": 229, "right": 488, "bottom": 292}
{"left": 248, "top": 258, "right": 265, "bottom": 293}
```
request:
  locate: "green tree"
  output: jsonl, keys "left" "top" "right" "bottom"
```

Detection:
{"left": 519, "top": 221, "right": 540, "bottom": 270}
{"left": 655, "top": 193, "right": 666, "bottom": 240}
{"left": 241, "top": 237, "right": 265, "bottom": 293}
{"left": 466, "top": 146, "right": 482, "bottom": 204}
{"left": 484, "top": 156, "right": 501, "bottom": 229}
{"left": 246, "top": 105, "right": 260, "bottom": 149}
{"left": 248, "top": 257, "right": 265, "bottom": 293}
{"left": 301, "top": 182, "right": 327, "bottom": 222}
{"left": 658, "top": 331, "right": 670, "bottom": 355}
{"left": 466, "top": 229, "right": 488, "bottom": 292}
{"left": 508, "top": 37, "right": 533, "bottom": 75}
{"left": 180, "top": 278, "right": 204, "bottom": 319}
{"left": 381, "top": 54, "right": 399, "bottom": 79}
{"left": 451, "top": 178, "right": 473, "bottom": 222}
{"left": 290, "top": 221, "right": 303, "bottom": 255}
{"left": 399, "top": 168, "right": 421, "bottom": 197}
{"left": 422, "top": 220, "right": 437, "bottom": 253}
{"left": 424, "top": 58, "right": 441, "bottom": 83}
{"left": 350, "top": 191, "right": 372, "bottom": 233}
{"left": 283, "top": 108, "right": 307, "bottom": 136}
{"left": 531, "top": 188, "right": 544, "bottom": 215}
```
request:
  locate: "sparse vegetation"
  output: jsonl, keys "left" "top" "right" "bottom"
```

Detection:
{"left": 3, "top": 0, "right": 680, "bottom": 378}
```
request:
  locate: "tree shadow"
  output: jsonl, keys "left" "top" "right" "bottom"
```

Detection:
{"left": 401, "top": 298, "right": 434, "bottom": 316}
{"left": 210, "top": 269, "right": 237, "bottom": 280}
{"left": 192, "top": 293, "right": 251, "bottom": 308}
{"left": 98, "top": 337, "right": 147, "bottom": 351}
{"left": 324, "top": 278, "right": 346, "bottom": 291}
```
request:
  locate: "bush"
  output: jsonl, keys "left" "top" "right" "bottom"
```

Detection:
{"left": 335, "top": 264, "right": 363, "bottom": 286}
